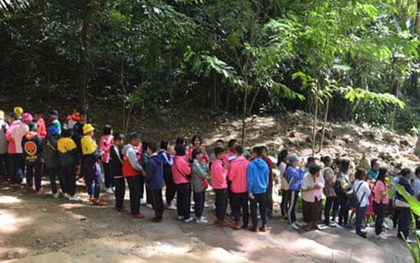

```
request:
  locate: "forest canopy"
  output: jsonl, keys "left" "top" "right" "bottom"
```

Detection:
{"left": 1, "top": 0, "right": 420, "bottom": 133}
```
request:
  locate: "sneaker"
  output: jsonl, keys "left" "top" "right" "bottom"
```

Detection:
{"left": 357, "top": 232, "right": 367, "bottom": 238}
{"left": 217, "top": 220, "right": 229, "bottom": 227}
{"left": 295, "top": 221, "right": 307, "bottom": 227}
{"left": 151, "top": 217, "right": 163, "bottom": 223}
{"left": 63, "top": 193, "right": 70, "bottom": 199}
{"left": 406, "top": 237, "right": 414, "bottom": 244}
{"left": 291, "top": 222, "right": 300, "bottom": 230}
{"left": 167, "top": 203, "right": 177, "bottom": 210}
{"left": 231, "top": 221, "right": 242, "bottom": 230}
{"left": 105, "top": 187, "right": 114, "bottom": 194}
{"left": 184, "top": 217, "right": 194, "bottom": 223}
{"left": 196, "top": 217, "right": 209, "bottom": 224}
{"left": 146, "top": 203, "right": 153, "bottom": 209}
{"left": 377, "top": 233, "right": 387, "bottom": 240}
{"left": 260, "top": 225, "right": 270, "bottom": 232}
{"left": 69, "top": 195, "right": 81, "bottom": 201}
{"left": 342, "top": 223, "right": 353, "bottom": 229}
{"left": 249, "top": 226, "right": 259, "bottom": 232}
{"left": 52, "top": 193, "right": 59, "bottom": 198}
{"left": 140, "top": 198, "right": 146, "bottom": 205}
{"left": 328, "top": 222, "right": 337, "bottom": 227}
{"left": 132, "top": 213, "right": 145, "bottom": 219}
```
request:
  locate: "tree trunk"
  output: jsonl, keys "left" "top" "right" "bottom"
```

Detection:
{"left": 312, "top": 96, "right": 319, "bottom": 156}
{"left": 318, "top": 98, "right": 329, "bottom": 153}
{"left": 414, "top": 134, "right": 420, "bottom": 155}
{"left": 79, "top": 0, "right": 90, "bottom": 109}
{"left": 241, "top": 89, "right": 249, "bottom": 145}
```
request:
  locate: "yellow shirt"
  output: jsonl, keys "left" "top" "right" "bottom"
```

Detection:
{"left": 81, "top": 135, "right": 97, "bottom": 155}
{"left": 57, "top": 137, "right": 77, "bottom": 154}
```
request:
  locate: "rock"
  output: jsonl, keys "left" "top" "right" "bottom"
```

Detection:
{"left": 363, "top": 131, "right": 376, "bottom": 140}
{"left": 382, "top": 132, "right": 394, "bottom": 143}
{"left": 400, "top": 140, "right": 412, "bottom": 147}
{"left": 404, "top": 154, "right": 420, "bottom": 162}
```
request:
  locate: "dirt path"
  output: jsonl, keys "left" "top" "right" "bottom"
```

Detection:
{"left": 0, "top": 178, "right": 413, "bottom": 263}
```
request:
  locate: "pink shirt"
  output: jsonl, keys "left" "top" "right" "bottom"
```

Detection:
{"left": 374, "top": 180, "right": 389, "bottom": 204}
{"left": 227, "top": 156, "right": 249, "bottom": 193}
{"left": 172, "top": 155, "right": 191, "bottom": 185}
{"left": 100, "top": 134, "right": 114, "bottom": 163}
{"left": 186, "top": 146, "right": 209, "bottom": 163}
{"left": 211, "top": 159, "right": 228, "bottom": 189}
{"left": 223, "top": 151, "right": 234, "bottom": 166}
{"left": 6, "top": 121, "right": 28, "bottom": 154}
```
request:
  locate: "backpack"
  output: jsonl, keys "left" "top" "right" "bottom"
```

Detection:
{"left": 347, "top": 182, "right": 365, "bottom": 209}
{"left": 334, "top": 178, "right": 343, "bottom": 195}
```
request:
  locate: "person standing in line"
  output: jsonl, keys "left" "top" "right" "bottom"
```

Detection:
{"left": 0, "top": 110, "right": 10, "bottom": 182}
{"left": 277, "top": 150, "right": 289, "bottom": 219}
{"left": 100, "top": 124, "right": 114, "bottom": 194}
{"left": 122, "top": 132, "right": 146, "bottom": 218}
{"left": 7, "top": 112, "right": 30, "bottom": 186}
{"left": 172, "top": 144, "right": 193, "bottom": 222}
{"left": 81, "top": 124, "right": 105, "bottom": 206}
{"left": 57, "top": 128, "right": 80, "bottom": 201}
{"left": 110, "top": 133, "right": 126, "bottom": 211}
{"left": 33, "top": 111, "right": 47, "bottom": 140}
{"left": 22, "top": 122, "right": 43, "bottom": 193}
{"left": 373, "top": 167, "right": 389, "bottom": 239}
{"left": 49, "top": 110, "right": 61, "bottom": 138}
{"left": 336, "top": 159, "right": 352, "bottom": 228}
{"left": 353, "top": 168, "right": 371, "bottom": 238}
{"left": 321, "top": 156, "right": 337, "bottom": 227}
{"left": 395, "top": 168, "right": 414, "bottom": 243}
{"left": 190, "top": 148, "right": 209, "bottom": 224}
{"left": 247, "top": 146, "right": 269, "bottom": 232}
{"left": 228, "top": 144, "right": 250, "bottom": 230}
{"left": 145, "top": 142, "right": 165, "bottom": 223}
{"left": 261, "top": 146, "right": 273, "bottom": 218}
{"left": 43, "top": 126, "right": 62, "bottom": 198}
{"left": 158, "top": 139, "right": 176, "bottom": 210}
{"left": 301, "top": 165, "right": 324, "bottom": 230}
{"left": 368, "top": 159, "right": 380, "bottom": 181}
{"left": 211, "top": 147, "right": 229, "bottom": 227}
{"left": 286, "top": 153, "right": 305, "bottom": 230}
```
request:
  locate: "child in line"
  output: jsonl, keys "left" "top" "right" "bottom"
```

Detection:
{"left": 158, "top": 139, "right": 176, "bottom": 210}
{"left": 22, "top": 122, "right": 43, "bottom": 192}
{"left": 43, "top": 126, "right": 62, "bottom": 198}
{"left": 145, "top": 142, "right": 165, "bottom": 222}
{"left": 110, "top": 133, "right": 125, "bottom": 212}
{"left": 172, "top": 144, "right": 192, "bottom": 222}
{"left": 191, "top": 148, "right": 209, "bottom": 224}
{"left": 81, "top": 124, "right": 105, "bottom": 206}
{"left": 211, "top": 147, "right": 229, "bottom": 227}
{"left": 100, "top": 124, "right": 114, "bottom": 194}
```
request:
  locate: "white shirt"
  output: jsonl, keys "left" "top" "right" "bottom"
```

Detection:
{"left": 301, "top": 172, "right": 324, "bottom": 202}
{"left": 353, "top": 180, "right": 371, "bottom": 207}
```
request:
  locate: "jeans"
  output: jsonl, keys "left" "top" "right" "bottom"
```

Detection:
{"left": 250, "top": 193, "right": 268, "bottom": 227}
{"left": 356, "top": 205, "right": 367, "bottom": 234}
{"left": 324, "top": 196, "right": 337, "bottom": 225}
{"left": 215, "top": 188, "right": 228, "bottom": 221}
{"left": 61, "top": 164, "right": 76, "bottom": 196}
{"left": 126, "top": 176, "right": 141, "bottom": 215}
{"left": 337, "top": 194, "right": 349, "bottom": 224}
{"left": 151, "top": 188, "right": 164, "bottom": 219}
{"left": 193, "top": 191, "right": 205, "bottom": 218}
{"left": 26, "top": 163, "right": 43, "bottom": 190}
{"left": 397, "top": 207, "right": 411, "bottom": 239}
{"left": 10, "top": 153, "right": 24, "bottom": 183}
{"left": 46, "top": 167, "right": 63, "bottom": 194}
{"left": 374, "top": 201, "right": 387, "bottom": 235}
{"left": 163, "top": 172, "right": 176, "bottom": 205}
{"left": 231, "top": 192, "right": 250, "bottom": 227}
{"left": 176, "top": 183, "right": 191, "bottom": 219}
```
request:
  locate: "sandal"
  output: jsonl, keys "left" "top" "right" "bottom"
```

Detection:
{"left": 93, "top": 199, "right": 106, "bottom": 206}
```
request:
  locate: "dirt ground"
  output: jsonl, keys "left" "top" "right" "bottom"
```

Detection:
{"left": 0, "top": 112, "right": 418, "bottom": 263}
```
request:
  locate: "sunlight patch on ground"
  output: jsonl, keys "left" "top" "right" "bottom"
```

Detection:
{"left": 0, "top": 210, "right": 32, "bottom": 234}
{"left": 0, "top": 195, "right": 22, "bottom": 204}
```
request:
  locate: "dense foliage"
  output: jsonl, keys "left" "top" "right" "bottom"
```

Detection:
{"left": 1, "top": 0, "right": 420, "bottom": 132}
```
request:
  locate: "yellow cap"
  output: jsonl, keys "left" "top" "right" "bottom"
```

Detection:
{"left": 83, "top": 124, "right": 95, "bottom": 134}
{"left": 14, "top": 106, "right": 23, "bottom": 117}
